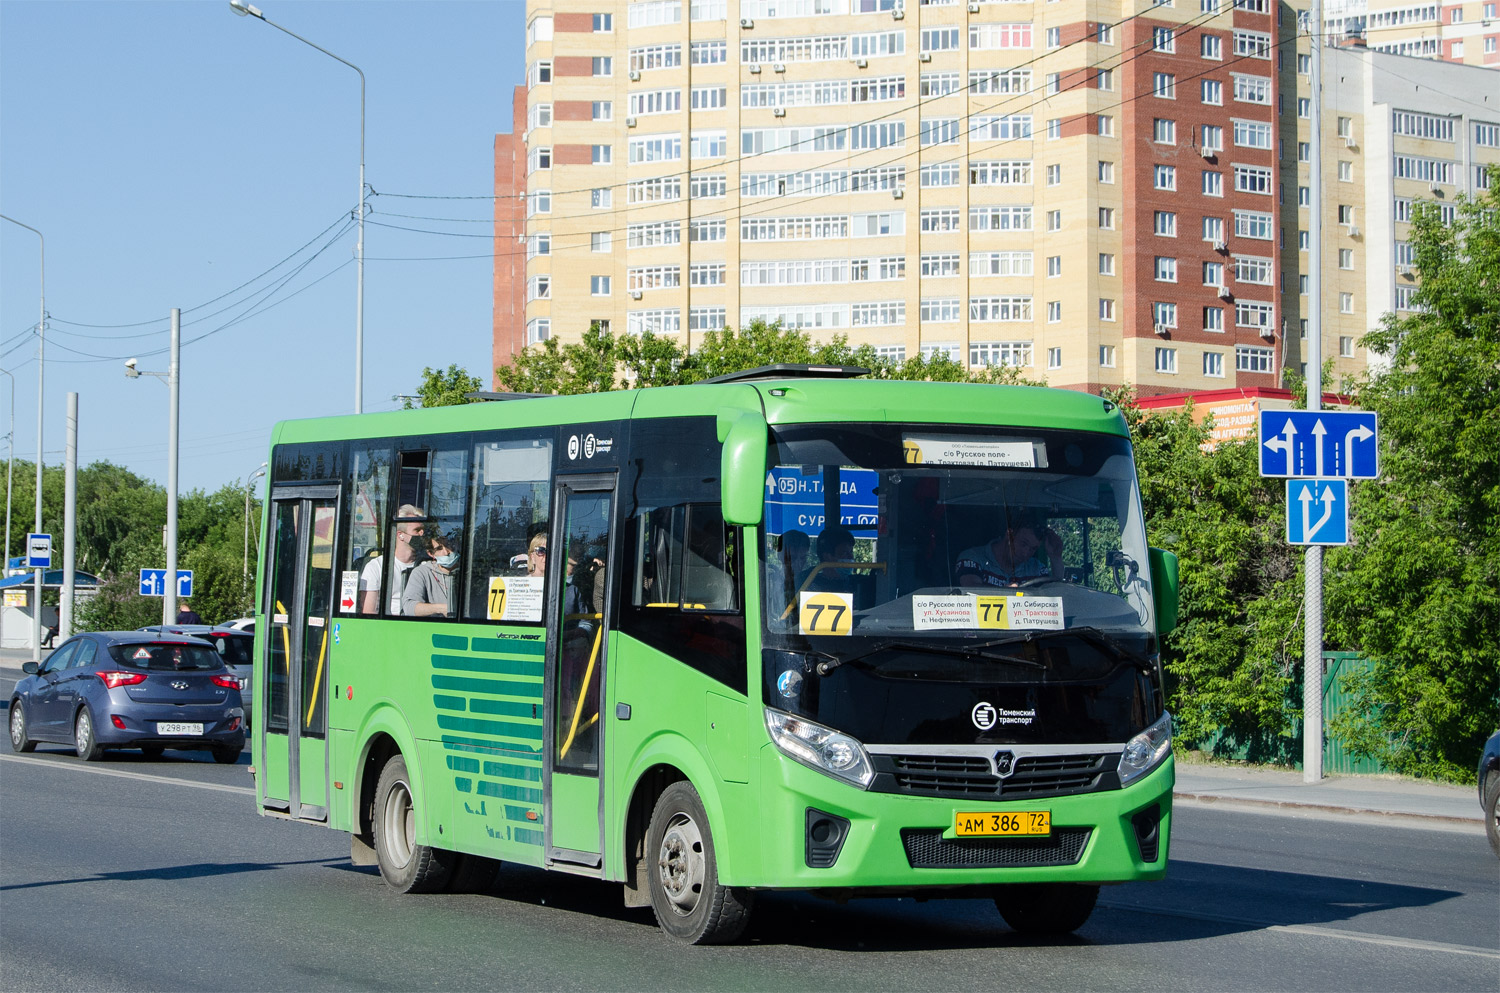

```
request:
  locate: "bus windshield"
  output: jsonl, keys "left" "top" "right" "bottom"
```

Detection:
{"left": 761, "top": 422, "right": 1156, "bottom": 670}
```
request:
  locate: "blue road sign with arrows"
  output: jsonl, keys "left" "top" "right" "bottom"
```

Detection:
{"left": 139, "top": 569, "right": 193, "bottom": 597}
{"left": 1286, "top": 479, "right": 1349, "bottom": 545}
{"left": 1259, "top": 410, "right": 1378, "bottom": 478}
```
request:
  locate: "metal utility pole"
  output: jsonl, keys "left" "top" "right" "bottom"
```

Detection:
{"left": 0, "top": 367, "right": 14, "bottom": 650}
{"left": 165, "top": 310, "right": 181, "bottom": 626}
{"left": 1, "top": 215, "right": 45, "bottom": 662}
{"left": 61, "top": 393, "right": 77, "bottom": 639}
{"left": 1304, "top": 0, "right": 1326, "bottom": 783}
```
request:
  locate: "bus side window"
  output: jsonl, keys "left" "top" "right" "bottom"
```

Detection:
{"left": 346, "top": 441, "right": 393, "bottom": 616}
{"left": 463, "top": 435, "right": 553, "bottom": 622}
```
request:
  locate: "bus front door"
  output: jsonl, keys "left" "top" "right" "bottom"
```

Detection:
{"left": 545, "top": 475, "right": 616, "bottom": 869}
{"left": 260, "top": 486, "right": 339, "bottom": 822}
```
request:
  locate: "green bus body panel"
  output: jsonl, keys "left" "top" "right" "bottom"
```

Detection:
{"left": 550, "top": 774, "right": 601, "bottom": 853}
{"left": 260, "top": 378, "right": 1159, "bottom": 894}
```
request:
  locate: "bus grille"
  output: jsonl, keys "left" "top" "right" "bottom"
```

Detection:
{"left": 875, "top": 752, "right": 1117, "bottom": 801}
{"left": 901, "top": 828, "right": 1092, "bottom": 869}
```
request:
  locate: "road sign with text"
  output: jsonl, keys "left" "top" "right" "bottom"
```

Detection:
{"left": 1259, "top": 410, "right": 1378, "bottom": 478}
{"left": 1285, "top": 479, "right": 1349, "bottom": 545}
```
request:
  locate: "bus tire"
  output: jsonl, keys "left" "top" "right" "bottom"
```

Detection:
{"left": 373, "top": 754, "right": 452, "bottom": 894}
{"left": 445, "top": 852, "right": 502, "bottom": 894}
{"left": 995, "top": 883, "right": 1099, "bottom": 935}
{"left": 645, "top": 780, "right": 753, "bottom": 944}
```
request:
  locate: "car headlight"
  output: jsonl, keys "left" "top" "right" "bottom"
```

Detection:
{"left": 765, "top": 708, "right": 874, "bottom": 789}
{"left": 1118, "top": 712, "right": 1173, "bottom": 786}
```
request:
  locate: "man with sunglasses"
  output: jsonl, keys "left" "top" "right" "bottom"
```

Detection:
{"left": 360, "top": 504, "right": 427, "bottom": 615}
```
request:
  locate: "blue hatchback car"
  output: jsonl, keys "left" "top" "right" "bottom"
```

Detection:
{"left": 8, "top": 631, "right": 245, "bottom": 763}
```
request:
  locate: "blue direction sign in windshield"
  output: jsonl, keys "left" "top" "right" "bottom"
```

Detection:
{"left": 764, "top": 467, "right": 879, "bottom": 538}
{"left": 1259, "top": 410, "right": 1378, "bottom": 478}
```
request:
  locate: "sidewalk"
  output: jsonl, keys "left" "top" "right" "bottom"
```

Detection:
{"left": 1, "top": 648, "right": 1480, "bottom": 828}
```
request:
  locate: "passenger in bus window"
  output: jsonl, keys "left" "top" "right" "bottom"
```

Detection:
{"left": 767, "top": 529, "right": 810, "bottom": 607}
{"left": 402, "top": 526, "right": 461, "bottom": 617}
{"left": 525, "top": 522, "right": 550, "bottom": 578}
{"left": 362, "top": 504, "right": 425, "bottom": 615}
{"left": 955, "top": 515, "right": 1063, "bottom": 588}
{"left": 801, "top": 526, "right": 857, "bottom": 595}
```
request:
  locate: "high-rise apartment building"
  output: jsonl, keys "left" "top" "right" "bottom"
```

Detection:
{"left": 1323, "top": 0, "right": 1500, "bottom": 64}
{"left": 498, "top": 0, "right": 1302, "bottom": 396}
{"left": 1281, "top": 36, "right": 1498, "bottom": 383}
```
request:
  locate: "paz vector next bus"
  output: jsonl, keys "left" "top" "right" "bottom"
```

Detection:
{"left": 251, "top": 366, "right": 1179, "bottom": 944}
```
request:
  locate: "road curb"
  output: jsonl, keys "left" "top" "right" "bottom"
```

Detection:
{"left": 1173, "top": 789, "right": 1482, "bottom": 828}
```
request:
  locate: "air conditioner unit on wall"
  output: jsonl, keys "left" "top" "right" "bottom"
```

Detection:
{"left": 1200, "top": 145, "right": 1216, "bottom": 159}
{"left": 1217, "top": 285, "right": 1232, "bottom": 300}
{"left": 1154, "top": 323, "right": 1171, "bottom": 336}
{"left": 1213, "top": 239, "right": 1227, "bottom": 252}
{"left": 854, "top": 57, "right": 869, "bottom": 68}
{"left": 740, "top": 17, "right": 755, "bottom": 28}
{"left": 892, "top": 7, "right": 905, "bottom": 18}
{"left": 1344, "top": 136, "right": 1357, "bottom": 149}
{"left": 748, "top": 63, "right": 762, "bottom": 73}
{"left": 773, "top": 62, "right": 787, "bottom": 73}
{"left": 626, "top": 116, "right": 638, "bottom": 128}
{"left": 1396, "top": 263, "right": 1414, "bottom": 276}
{"left": 968, "top": 1, "right": 981, "bottom": 11}
{"left": 628, "top": 69, "right": 640, "bottom": 81}
{"left": 892, "top": 186, "right": 905, "bottom": 199}
{"left": 1259, "top": 324, "right": 1276, "bottom": 340}
{"left": 773, "top": 106, "right": 786, "bottom": 117}
{"left": 1347, "top": 224, "right": 1360, "bottom": 237}
{"left": 630, "top": 290, "right": 643, "bottom": 300}
{"left": 919, "top": 51, "right": 932, "bottom": 62}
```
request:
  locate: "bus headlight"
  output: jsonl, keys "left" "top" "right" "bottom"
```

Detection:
{"left": 765, "top": 708, "right": 874, "bottom": 789}
{"left": 1118, "top": 712, "right": 1172, "bottom": 786}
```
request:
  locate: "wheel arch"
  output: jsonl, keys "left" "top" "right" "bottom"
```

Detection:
{"left": 616, "top": 731, "right": 731, "bottom": 903}
{"left": 352, "top": 704, "right": 421, "bottom": 851}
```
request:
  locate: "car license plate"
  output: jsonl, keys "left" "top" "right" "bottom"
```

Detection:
{"left": 954, "top": 810, "right": 1051, "bottom": 837}
{"left": 157, "top": 722, "right": 203, "bottom": 736}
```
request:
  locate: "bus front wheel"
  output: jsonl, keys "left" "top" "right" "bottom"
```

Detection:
{"left": 646, "top": 781, "right": 753, "bottom": 944}
{"left": 995, "top": 883, "right": 1099, "bottom": 935}
{"left": 373, "top": 754, "right": 452, "bottom": 893}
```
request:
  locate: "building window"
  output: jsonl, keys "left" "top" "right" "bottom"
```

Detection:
{"left": 1202, "top": 80, "right": 1223, "bottom": 105}
{"left": 527, "top": 275, "right": 550, "bottom": 301}
{"left": 1045, "top": 26, "right": 1061, "bottom": 48}
{"left": 1154, "top": 211, "right": 1177, "bottom": 236}
{"left": 1203, "top": 261, "right": 1224, "bottom": 286}
{"left": 591, "top": 231, "right": 612, "bottom": 252}
{"left": 1154, "top": 164, "right": 1177, "bottom": 190}
{"left": 1097, "top": 69, "right": 1114, "bottom": 91}
{"left": 1047, "top": 118, "right": 1062, "bottom": 139}
{"left": 591, "top": 56, "right": 613, "bottom": 77}
{"left": 1155, "top": 257, "right": 1178, "bottom": 282}
{"left": 1047, "top": 164, "right": 1062, "bottom": 186}
{"left": 1203, "top": 351, "right": 1225, "bottom": 378}
{"left": 1046, "top": 255, "right": 1062, "bottom": 277}
{"left": 1340, "top": 292, "right": 1354, "bottom": 314}
{"left": 591, "top": 187, "right": 612, "bottom": 209}
{"left": 1153, "top": 27, "right": 1176, "bottom": 51}
{"left": 1154, "top": 118, "right": 1176, "bottom": 144}
{"left": 1201, "top": 124, "right": 1223, "bottom": 151}
{"left": 1204, "top": 306, "right": 1224, "bottom": 332}
{"left": 1339, "top": 336, "right": 1355, "bottom": 357}
{"left": 1099, "top": 345, "right": 1116, "bottom": 367}
{"left": 1047, "top": 210, "right": 1062, "bottom": 231}
{"left": 592, "top": 144, "right": 612, "bottom": 164}
{"left": 1236, "top": 346, "right": 1274, "bottom": 373}
{"left": 1154, "top": 347, "right": 1178, "bottom": 374}
{"left": 1098, "top": 24, "right": 1114, "bottom": 43}
{"left": 1099, "top": 253, "right": 1115, "bottom": 275}
{"left": 1098, "top": 160, "right": 1114, "bottom": 183}
{"left": 1203, "top": 216, "right": 1225, "bottom": 242}
{"left": 1098, "top": 207, "right": 1115, "bottom": 229}
{"left": 1203, "top": 170, "right": 1223, "bottom": 196}
{"left": 689, "top": 307, "right": 727, "bottom": 332}
{"left": 591, "top": 275, "right": 611, "bottom": 296}
{"left": 526, "top": 317, "right": 551, "bottom": 344}
{"left": 1047, "top": 301, "right": 1062, "bottom": 322}
{"left": 1153, "top": 73, "right": 1176, "bottom": 99}
{"left": 592, "top": 101, "right": 613, "bottom": 121}
{"left": 528, "top": 147, "right": 552, "bottom": 173}
{"left": 1097, "top": 115, "right": 1114, "bottom": 137}
{"left": 593, "top": 12, "right": 613, "bottom": 31}
{"left": 1154, "top": 301, "right": 1177, "bottom": 327}
{"left": 1338, "top": 161, "right": 1353, "bottom": 182}
{"left": 1047, "top": 347, "right": 1063, "bottom": 369}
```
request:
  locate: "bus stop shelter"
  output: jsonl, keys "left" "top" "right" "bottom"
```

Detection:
{"left": 0, "top": 570, "right": 102, "bottom": 649}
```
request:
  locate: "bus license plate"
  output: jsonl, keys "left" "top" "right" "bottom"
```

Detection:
{"left": 954, "top": 810, "right": 1050, "bottom": 837}
{"left": 157, "top": 722, "right": 203, "bottom": 736}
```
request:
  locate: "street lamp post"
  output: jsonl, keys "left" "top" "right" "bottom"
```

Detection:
{"left": 0, "top": 367, "right": 14, "bottom": 651}
{"left": 229, "top": 0, "right": 365, "bottom": 414}
{"left": 0, "top": 215, "right": 44, "bottom": 662}
{"left": 243, "top": 461, "right": 268, "bottom": 605}
{"left": 126, "top": 310, "right": 180, "bottom": 626}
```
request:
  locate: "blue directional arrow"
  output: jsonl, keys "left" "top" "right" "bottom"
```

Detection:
{"left": 1286, "top": 479, "right": 1349, "bottom": 545}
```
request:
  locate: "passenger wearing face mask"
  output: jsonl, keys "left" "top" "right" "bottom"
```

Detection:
{"left": 402, "top": 527, "right": 462, "bottom": 617}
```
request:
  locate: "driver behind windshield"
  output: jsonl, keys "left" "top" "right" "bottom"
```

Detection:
{"left": 955, "top": 513, "right": 1063, "bottom": 588}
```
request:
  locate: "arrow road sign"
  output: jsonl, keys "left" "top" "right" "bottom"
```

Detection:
{"left": 139, "top": 568, "right": 194, "bottom": 597}
{"left": 1259, "top": 410, "right": 1378, "bottom": 478}
{"left": 1286, "top": 479, "right": 1349, "bottom": 545}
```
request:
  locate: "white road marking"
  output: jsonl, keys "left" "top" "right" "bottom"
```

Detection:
{"left": 1102, "top": 901, "right": 1500, "bottom": 960}
{"left": 0, "top": 752, "right": 255, "bottom": 795}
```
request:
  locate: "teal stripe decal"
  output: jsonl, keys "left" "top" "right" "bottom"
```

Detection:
{"left": 433, "top": 694, "right": 466, "bottom": 712}
{"left": 513, "top": 828, "right": 544, "bottom": 846}
{"left": 477, "top": 780, "right": 543, "bottom": 804}
{"left": 436, "top": 714, "right": 543, "bottom": 742}
{"left": 471, "top": 636, "right": 546, "bottom": 657}
{"left": 454, "top": 777, "right": 473, "bottom": 793}
{"left": 431, "top": 654, "right": 544, "bottom": 678}
{"left": 432, "top": 674, "right": 542, "bottom": 698}
{"left": 504, "top": 804, "right": 541, "bottom": 824}
{"left": 446, "top": 755, "right": 481, "bottom": 775}
{"left": 440, "top": 735, "right": 541, "bottom": 755}
{"left": 484, "top": 760, "right": 541, "bottom": 781}
{"left": 469, "top": 698, "right": 537, "bottom": 720}
{"left": 432, "top": 634, "right": 468, "bottom": 651}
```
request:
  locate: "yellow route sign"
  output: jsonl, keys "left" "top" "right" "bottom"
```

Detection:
{"left": 798, "top": 591, "right": 854, "bottom": 636}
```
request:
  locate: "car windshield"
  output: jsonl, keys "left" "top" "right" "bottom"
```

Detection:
{"left": 761, "top": 422, "right": 1156, "bottom": 670}
{"left": 108, "top": 643, "right": 223, "bottom": 670}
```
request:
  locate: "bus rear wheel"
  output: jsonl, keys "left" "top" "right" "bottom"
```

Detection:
{"left": 373, "top": 754, "right": 452, "bottom": 893}
{"left": 995, "top": 883, "right": 1099, "bottom": 935}
{"left": 645, "top": 781, "right": 753, "bottom": 944}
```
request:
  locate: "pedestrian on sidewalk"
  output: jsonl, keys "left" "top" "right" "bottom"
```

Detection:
{"left": 176, "top": 600, "right": 202, "bottom": 625}
{"left": 41, "top": 620, "right": 58, "bottom": 649}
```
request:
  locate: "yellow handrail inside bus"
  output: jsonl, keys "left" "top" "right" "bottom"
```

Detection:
{"left": 305, "top": 623, "right": 328, "bottom": 728}
{"left": 275, "top": 600, "right": 290, "bottom": 670}
{"left": 559, "top": 615, "right": 604, "bottom": 761}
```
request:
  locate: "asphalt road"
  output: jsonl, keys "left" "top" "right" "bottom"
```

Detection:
{"left": 1, "top": 735, "right": 1495, "bottom": 993}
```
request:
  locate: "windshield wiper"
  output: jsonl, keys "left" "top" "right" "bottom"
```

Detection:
{"left": 817, "top": 639, "right": 1046, "bottom": 676}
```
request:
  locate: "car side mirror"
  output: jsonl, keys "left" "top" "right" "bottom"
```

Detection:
{"left": 21, "top": 662, "right": 38, "bottom": 675}
{"left": 1148, "top": 547, "right": 1179, "bottom": 637}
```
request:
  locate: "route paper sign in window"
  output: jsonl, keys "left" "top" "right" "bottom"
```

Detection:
{"left": 902, "top": 433, "right": 1047, "bottom": 468}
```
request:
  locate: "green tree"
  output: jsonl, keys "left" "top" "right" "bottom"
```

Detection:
{"left": 405, "top": 364, "right": 486, "bottom": 408}
{"left": 1325, "top": 188, "right": 1500, "bottom": 782}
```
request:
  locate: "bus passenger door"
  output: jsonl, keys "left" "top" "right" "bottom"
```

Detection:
{"left": 545, "top": 474, "right": 616, "bottom": 869}
{"left": 260, "top": 485, "right": 339, "bottom": 822}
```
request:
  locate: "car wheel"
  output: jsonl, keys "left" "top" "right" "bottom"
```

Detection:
{"left": 140, "top": 745, "right": 165, "bottom": 759}
{"left": 74, "top": 707, "right": 105, "bottom": 762}
{"left": 1484, "top": 772, "right": 1500, "bottom": 859}
{"left": 212, "top": 746, "right": 242, "bottom": 765}
{"left": 645, "top": 780, "right": 753, "bottom": 944}
{"left": 372, "top": 754, "right": 452, "bottom": 893}
{"left": 9, "top": 700, "right": 36, "bottom": 753}
{"left": 995, "top": 883, "right": 1100, "bottom": 935}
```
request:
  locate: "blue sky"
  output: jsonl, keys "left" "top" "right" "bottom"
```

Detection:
{"left": 0, "top": 0, "right": 526, "bottom": 499}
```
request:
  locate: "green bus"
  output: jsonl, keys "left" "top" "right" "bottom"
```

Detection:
{"left": 252, "top": 366, "right": 1179, "bottom": 944}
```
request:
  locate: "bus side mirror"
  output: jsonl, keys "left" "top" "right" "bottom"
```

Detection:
{"left": 719, "top": 410, "right": 767, "bottom": 526}
{"left": 1149, "top": 547, "right": 1179, "bottom": 637}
